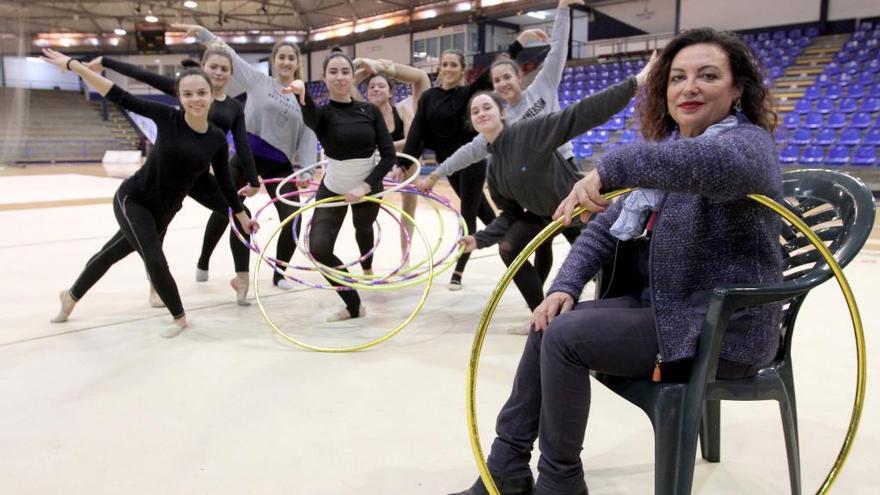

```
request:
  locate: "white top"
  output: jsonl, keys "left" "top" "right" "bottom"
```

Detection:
{"left": 322, "top": 156, "right": 376, "bottom": 195}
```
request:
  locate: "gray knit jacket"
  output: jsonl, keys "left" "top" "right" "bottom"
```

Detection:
{"left": 548, "top": 114, "right": 783, "bottom": 366}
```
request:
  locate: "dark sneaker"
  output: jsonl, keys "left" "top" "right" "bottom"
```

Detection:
{"left": 448, "top": 474, "right": 534, "bottom": 495}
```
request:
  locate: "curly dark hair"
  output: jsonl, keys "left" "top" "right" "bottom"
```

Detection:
{"left": 637, "top": 27, "right": 777, "bottom": 141}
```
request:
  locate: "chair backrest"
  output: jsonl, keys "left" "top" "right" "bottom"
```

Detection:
{"left": 774, "top": 170, "right": 875, "bottom": 360}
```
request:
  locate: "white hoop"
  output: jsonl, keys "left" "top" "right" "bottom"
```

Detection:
{"left": 274, "top": 152, "right": 422, "bottom": 208}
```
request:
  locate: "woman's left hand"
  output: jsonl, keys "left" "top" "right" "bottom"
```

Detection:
{"left": 458, "top": 235, "right": 477, "bottom": 253}
{"left": 240, "top": 184, "right": 260, "bottom": 198}
{"left": 345, "top": 182, "right": 371, "bottom": 203}
{"left": 553, "top": 169, "right": 607, "bottom": 225}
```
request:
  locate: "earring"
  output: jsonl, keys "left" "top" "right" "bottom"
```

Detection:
{"left": 734, "top": 97, "right": 743, "bottom": 113}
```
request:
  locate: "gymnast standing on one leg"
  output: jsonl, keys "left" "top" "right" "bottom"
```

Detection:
{"left": 43, "top": 48, "right": 258, "bottom": 337}
{"left": 86, "top": 44, "right": 261, "bottom": 306}
{"left": 283, "top": 51, "right": 396, "bottom": 321}
{"left": 173, "top": 23, "right": 320, "bottom": 290}
{"left": 397, "top": 29, "right": 547, "bottom": 291}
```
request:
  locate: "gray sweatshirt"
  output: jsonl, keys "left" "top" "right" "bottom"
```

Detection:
{"left": 434, "top": 6, "right": 573, "bottom": 178}
{"left": 196, "top": 28, "right": 319, "bottom": 171}
{"left": 473, "top": 77, "right": 637, "bottom": 248}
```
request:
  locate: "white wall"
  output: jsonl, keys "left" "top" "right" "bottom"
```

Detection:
{"left": 594, "top": 0, "right": 677, "bottom": 34}
{"left": 680, "top": 0, "right": 821, "bottom": 30}
{"left": 829, "top": 0, "right": 880, "bottom": 21}
{"left": 355, "top": 34, "right": 411, "bottom": 65}
{"left": 3, "top": 56, "right": 81, "bottom": 90}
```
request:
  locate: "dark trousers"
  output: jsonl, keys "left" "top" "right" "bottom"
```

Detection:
{"left": 487, "top": 295, "right": 757, "bottom": 495}
{"left": 309, "top": 182, "right": 382, "bottom": 315}
{"left": 188, "top": 166, "right": 250, "bottom": 273}
{"left": 69, "top": 191, "right": 185, "bottom": 318}
{"left": 498, "top": 212, "right": 582, "bottom": 311}
{"left": 199, "top": 155, "right": 301, "bottom": 284}
{"left": 447, "top": 159, "right": 496, "bottom": 279}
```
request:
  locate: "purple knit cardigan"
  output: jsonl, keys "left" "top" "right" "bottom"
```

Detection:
{"left": 548, "top": 115, "right": 783, "bottom": 365}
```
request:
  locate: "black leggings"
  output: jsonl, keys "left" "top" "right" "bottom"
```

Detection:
{"left": 188, "top": 168, "right": 250, "bottom": 273}
{"left": 447, "top": 159, "right": 496, "bottom": 280}
{"left": 198, "top": 155, "right": 301, "bottom": 284}
{"left": 69, "top": 191, "right": 185, "bottom": 318}
{"left": 498, "top": 211, "right": 582, "bottom": 311}
{"left": 309, "top": 182, "right": 382, "bottom": 316}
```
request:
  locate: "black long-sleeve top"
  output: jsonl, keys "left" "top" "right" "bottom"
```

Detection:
{"left": 401, "top": 41, "right": 523, "bottom": 167}
{"left": 300, "top": 91, "right": 396, "bottom": 188}
{"left": 105, "top": 85, "right": 244, "bottom": 214}
{"left": 102, "top": 57, "right": 260, "bottom": 188}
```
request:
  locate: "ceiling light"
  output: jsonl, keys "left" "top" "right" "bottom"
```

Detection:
{"left": 114, "top": 27, "right": 127, "bottom": 35}
{"left": 422, "top": 9, "right": 437, "bottom": 19}
{"left": 145, "top": 15, "right": 159, "bottom": 23}
{"left": 526, "top": 12, "right": 546, "bottom": 20}
{"left": 60, "top": 38, "right": 73, "bottom": 47}
{"left": 108, "top": 37, "right": 120, "bottom": 46}
{"left": 455, "top": 3, "right": 472, "bottom": 12}
{"left": 232, "top": 36, "right": 248, "bottom": 43}
{"left": 183, "top": 1, "right": 198, "bottom": 8}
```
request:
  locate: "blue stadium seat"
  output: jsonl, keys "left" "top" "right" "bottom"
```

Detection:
{"left": 790, "top": 128, "right": 812, "bottom": 145}
{"left": 851, "top": 145, "right": 877, "bottom": 165}
{"left": 795, "top": 99, "right": 814, "bottom": 114}
{"left": 847, "top": 84, "right": 865, "bottom": 99}
{"left": 806, "top": 26, "right": 820, "bottom": 37}
{"left": 837, "top": 72, "right": 854, "bottom": 85}
{"left": 838, "top": 97, "right": 858, "bottom": 113}
{"left": 824, "top": 62, "right": 840, "bottom": 76}
{"left": 788, "top": 28, "right": 802, "bottom": 39}
{"left": 783, "top": 113, "right": 800, "bottom": 129}
{"left": 839, "top": 127, "right": 862, "bottom": 146}
{"left": 863, "top": 127, "right": 880, "bottom": 145}
{"left": 780, "top": 144, "right": 800, "bottom": 163}
{"left": 800, "top": 145, "right": 825, "bottom": 164}
{"left": 852, "top": 112, "right": 873, "bottom": 128}
{"left": 857, "top": 71, "right": 876, "bottom": 86}
{"left": 859, "top": 97, "right": 880, "bottom": 113}
{"left": 814, "top": 128, "right": 837, "bottom": 145}
{"left": 620, "top": 129, "right": 637, "bottom": 144}
{"left": 871, "top": 82, "right": 880, "bottom": 97}
{"left": 815, "top": 98, "right": 834, "bottom": 113}
{"left": 868, "top": 60, "right": 880, "bottom": 74}
{"left": 804, "top": 85, "right": 821, "bottom": 100}
{"left": 825, "top": 84, "right": 842, "bottom": 99}
{"left": 827, "top": 112, "right": 847, "bottom": 128}
{"left": 804, "top": 112, "right": 824, "bottom": 129}
{"left": 575, "top": 143, "right": 593, "bottom": 159}
{"left": 825, "top": 145, "right": 850, "bottom": 165}
{"left": 774, "top": 128, "right": 787, "bottom": 145}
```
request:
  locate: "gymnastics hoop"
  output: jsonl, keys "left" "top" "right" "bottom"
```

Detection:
{"left": 274, "top": 152, "right": 422, "bottom": 208}
{"left": 291, "top": 187, "right": 465, "bottom": 290}
{"left": 465, "top": 189, "right": 865, "bottom": 495}
{"left": 253, "top": 194, "right": 435, "bottom": 353}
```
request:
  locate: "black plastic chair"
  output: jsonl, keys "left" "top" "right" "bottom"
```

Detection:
{"left": 592, "top": 169, "right": 875, "bottom": 495}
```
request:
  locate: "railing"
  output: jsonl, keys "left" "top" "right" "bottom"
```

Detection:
{"left": 0, "top": 138, "right": 124, "bottom": 162}
{"left": 573, "top": 32, "right": 676, "bottom": 59}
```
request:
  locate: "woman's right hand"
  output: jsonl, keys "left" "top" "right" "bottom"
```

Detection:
{"left": 40, "top": 48, "right": 73, "bottom": 72}
{"left": 517, "top": 28, "right": 550, "bottom": 46}
{"left": 170, "top": 23, "right": 204, "bottom": 38}
{"left": 280, "top": 80, "right": 306, "bottom": 105}
{"left": 531, "top": 292, "right": 575, "bottom": 332}
{"left": 84, "top": 56, "right": 103, "bottom": 73}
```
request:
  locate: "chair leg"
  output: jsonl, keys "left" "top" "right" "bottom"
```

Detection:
{"left": 652, "top": 393, "right": 700, "bottom": 495}
{"left": 779, "top": 393, "right": 802, "bottom": 495}
{"left": 699, "top": 400, "right": 721, "bottom": 462}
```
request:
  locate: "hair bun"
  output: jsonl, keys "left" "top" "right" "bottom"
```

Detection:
{"left": 329, "top": 45, "right": 344, "bottom": 53}
{"left": 180, "top": 58, "right": 200, "bottom": 69}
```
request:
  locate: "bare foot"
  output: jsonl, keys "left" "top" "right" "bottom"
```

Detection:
{"left": 230, "top": 273, "right": 250, "bottom": 306}
{"left": 50, "top": 290, "right": 76, "bottom": 323}
{"left": 149, "top": 286, "right": 166, "bottom": 308}
{"left": 160, "top": 315, "right": 188, "bottom": 338}
{"left": 325, "top": 305, "right": 366, "bottom": 322}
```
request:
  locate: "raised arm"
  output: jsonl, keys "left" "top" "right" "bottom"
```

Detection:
{"left": 514, "top": 77, "right": 637, "bottom": 157}
{"left": 467, "top": 33, "right": 534, "bottom": 95}
{"left": 172, "top": 23, "right": 265, "bottom": 89}
{"left": 530, "top": 2, "right": 573, "bottom": 93}
{"left": 96, "top": 56, "right": 176, "bottom": 96}
{"left": 41, "top": 48, "right": 171, "bottom": 121}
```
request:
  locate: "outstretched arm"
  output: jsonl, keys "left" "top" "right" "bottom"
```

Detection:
{"left": 172, "top": 23, "right": 263, "bottom": 89}
{"left": 91, "top": 56, "right": 177, "bottom": 96}
{"left": 42, "top": 48, "right": 113, "bottom": 96}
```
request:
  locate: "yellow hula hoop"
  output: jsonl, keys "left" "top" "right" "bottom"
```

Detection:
{"left": 306, "top": 188, "right": 467, "bottom": 288}
{"left": 254, "top": 195, "right": 434, "bottom": 353}
{"left": 466, "top": 189, "right": 865, "bottom": 495}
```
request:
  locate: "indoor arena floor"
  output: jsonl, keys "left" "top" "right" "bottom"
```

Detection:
{"left": 1, "top": 165, "right": 878, "bottom": 494}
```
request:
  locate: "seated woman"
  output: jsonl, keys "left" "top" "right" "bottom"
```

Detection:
{"left": 451, "top": 27, "right": 782, "bottom": 495}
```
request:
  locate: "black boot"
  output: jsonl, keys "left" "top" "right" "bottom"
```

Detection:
{"left": 448, "top": 474, "right": 535, "bottom": 495}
